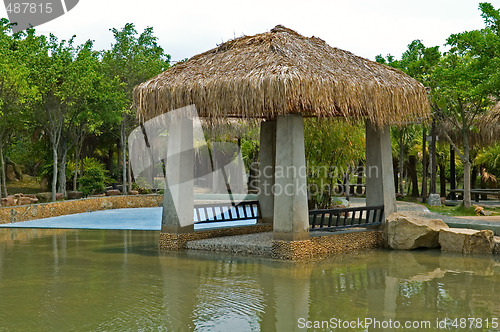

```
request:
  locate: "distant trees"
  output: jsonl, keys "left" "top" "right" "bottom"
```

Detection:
{"left": 377, "top": 2, "right": 500, "bottom": 207}
{"left": 0, "top": 19, "right": 169, "bottom": 200}
{"left": 102, "top": 23, "right": 170, "bottom": 194}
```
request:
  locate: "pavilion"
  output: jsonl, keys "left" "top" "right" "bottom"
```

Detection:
{"left": 133, "top": 25, "right": 429, "bottom": 253}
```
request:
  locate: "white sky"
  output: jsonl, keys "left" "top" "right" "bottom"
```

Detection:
{"left": 1, "top": 0, "right": 498, "bottom": 62}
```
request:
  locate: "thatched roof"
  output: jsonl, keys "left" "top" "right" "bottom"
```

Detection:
{"left": 134, "top": 25, "right": 430, "bottom": 125}
{"left": 438, "top": 102, "right": 500, "bottom": 147}
{"left": 478, "top": 102, "right": 500, "bottom": 144}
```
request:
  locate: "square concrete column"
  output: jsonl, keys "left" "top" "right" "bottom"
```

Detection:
{"left": 273, "top": 114, "right": 309, "bottom": 241}
{"left": 258, "top": 120, "right": 276, "bottom": 224}
{"left": 162, "top": 117, "right": 194, "bottom": 233}
{"left": 365, "top": 120, "right": 397, "bottom": 219}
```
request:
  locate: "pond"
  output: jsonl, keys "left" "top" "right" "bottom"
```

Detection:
{"left": 0, "top": 228, "right": 499, "bottom": 331}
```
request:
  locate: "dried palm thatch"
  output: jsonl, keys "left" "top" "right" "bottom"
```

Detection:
{"left": 438, "top": 102, "right": 500, "bottom": 147}
{"left": 478, "top": 102, "right": 500, "bottom": 143}
{"left": 134, "top": 25, "right": 430, "bottom": 126}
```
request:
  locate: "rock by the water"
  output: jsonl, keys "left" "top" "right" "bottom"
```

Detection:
{"left": 439, "top": 228, "right": 494, "bottom": 254}
{"left": 494, "top": 236, "right": 500, "bottom": 255}
{"left": 385, "top": 213, "right": 449, "bottom": 250}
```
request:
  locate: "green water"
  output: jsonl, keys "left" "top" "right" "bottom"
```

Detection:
{"left": 0, "top": 229, "right": 499, "bottom": 331}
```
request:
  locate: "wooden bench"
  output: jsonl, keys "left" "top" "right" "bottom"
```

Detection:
{"left": 449, "top": 189, "right": 500, "bottom": 202}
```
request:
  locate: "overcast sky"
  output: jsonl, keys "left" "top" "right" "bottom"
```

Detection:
{"left": 1, "top": 0, "right": 498, "bottom": 62}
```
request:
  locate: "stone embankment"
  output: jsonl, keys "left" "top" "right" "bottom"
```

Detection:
{"left": 0, "top": 194, "right": 163, "bottom": 224}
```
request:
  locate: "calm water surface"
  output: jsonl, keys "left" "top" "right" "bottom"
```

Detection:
{"left": 0, "top": 228, "right": 499, "bottom": 331}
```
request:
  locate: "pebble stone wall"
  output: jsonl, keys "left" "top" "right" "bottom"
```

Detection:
{"left": 0, "top": 194, "right": 163, "bottom": 224}
{"left": 271, "top": 230, "right": 383, "bottom": 260}
{"left": 158, "top": 224, "right": 274, "bottom": 250}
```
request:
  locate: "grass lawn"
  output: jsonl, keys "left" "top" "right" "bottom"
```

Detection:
{"left": 6, "top": 175, "right": 42, "bottom": 195}
{"left": 426, "top": 203, "right": 499, "bottom": 216}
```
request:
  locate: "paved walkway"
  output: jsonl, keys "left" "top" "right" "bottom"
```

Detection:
{"left": 0, "top": 198, "right": 498, "bottom": 234}
{"left": 0, "top": 207, "right": 255, "bottom": 231}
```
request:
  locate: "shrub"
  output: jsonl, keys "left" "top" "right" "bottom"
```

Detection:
{"left": 78, "top": 158, "right": 109, "bottom": 196}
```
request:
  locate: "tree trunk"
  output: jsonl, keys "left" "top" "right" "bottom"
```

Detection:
{"left": 0, "top": 146, "right": 9, "bottom": 197}
{"left": 450, "top": 146, "right": 456, "bottom": 200}
{"left": 430, "top": 121, "right": 437, "bottom": 194}
{"left": 0, "top": 144, "right": 4, "bottom": 199}
{"left": 439, "top": 163, "right": 446, "bottom": 197}
{"left": 117, "top": 138, "right": 122, "bottom": 170}
{"left": 399, "top": 130, "right": 404, "bottom": 195}
{"left": 470, "top": 165, "right": 478, "bottom": 189}
{"left": 408, "top": 155, "right": 419, "bottom": 197}
{"left": 463, "top": 158, "right": 472, "bottom": 208}
{"left": 57, "top": 140, "right": 68, "bottom": 197}
{"left": 422, "top": 128, "right": 427, "bottom": 199}
{"left": 52, "top": 143, "right": 58, "bottom": 202}
{"left": 73, "top": 150, "right": 79, "bottom": 191}
{"left": 121, "top": 118, "right": 128, "bottom": 194}
{"left": 393, "top": 158, "right": 399, "bottom": 193}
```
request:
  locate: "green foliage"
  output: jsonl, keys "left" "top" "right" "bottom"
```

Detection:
{"left": 78, "top": 158, "right": 109, "bottom": 196}
{"left": 476, "top": 144, "right": 500, "bottom": 177}
{"left": 240, "top": 139, "right": 259, "bottom": 171}
{"left": 304, "top": 118, "right": 365, "bottom": 208}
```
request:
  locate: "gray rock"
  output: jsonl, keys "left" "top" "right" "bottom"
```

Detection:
{"left": 427, "top": 194, "right": 441, "bottom": 206}
{"left": 494, "top": 236, "right": 500, "bottom": 255}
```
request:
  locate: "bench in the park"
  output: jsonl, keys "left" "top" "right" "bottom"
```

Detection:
{"left": 449, "top": 189, "right": 500, "bottom": 202}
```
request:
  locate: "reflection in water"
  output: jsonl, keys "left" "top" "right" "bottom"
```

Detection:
{"left": 0, "top": 228, "right": 499, "bottom": 331}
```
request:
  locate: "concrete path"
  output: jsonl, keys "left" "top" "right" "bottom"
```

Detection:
{"left": 0, "top": 207, "right": 256, "bottom": 231}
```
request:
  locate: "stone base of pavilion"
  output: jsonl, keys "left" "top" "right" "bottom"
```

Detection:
{"left": 159, "top": 227, "right": 383, "bottom": 260}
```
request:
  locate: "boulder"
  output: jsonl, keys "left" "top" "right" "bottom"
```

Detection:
{"left": 427, "top": 193, "right": 441, "bottom": 206}
{"left": 1, "top": 196, "right": 15, "bottom": 206}
{"left": 67, "top": 191, "right": 83, "bottom": 199}
{"left": 6, "top": 164, "right": 18, "bottom": 181}
{"left": 439, "top": 228, "right": 494, "bottom": 254}
{"left": 106, "top": 189, "right": 121, "bottom": 196}
{"left": 493, "top": 236, "right": 500, "bottom": 255}
{"left": 36, "top": 192, "right": 63, "bottom": 202}
{"left": 385, "top": 213, "right": 449, "bottom": 250}
{"left": 17, "top": 197, "right": 32, "bottom": 205}
{"left": 128, "top": 190, "right": 139, "bottom": 195}
{"left": 36, "top": 192, "right": 52, "bottom": 202}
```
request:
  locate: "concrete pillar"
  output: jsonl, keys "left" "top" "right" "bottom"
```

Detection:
{"left": 258, "top": 120, "right": 276, "bottom": 224}
{"left": 162, "top": 117, "right": 194, "bottom": 233}
{"left": 273, "top": 114, "right": 309, "bottom": 241}
{"left": 365, "top": 120, "right": 397, "bottom": 219}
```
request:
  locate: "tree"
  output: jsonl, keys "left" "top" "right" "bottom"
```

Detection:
{"left": 377, "top": 40, "right": 441, "bottom": 199}
{"left": 432, "top": 3, "right": 500, "bottom": 207}
{"left": 0, "top": 19, "right": 37, "bottom": 198}
{"left": 102, "top": 23, "right": 170, "bottom": 194}
{"left": 304, "top": 118, "right": 365, "bottom": 208}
